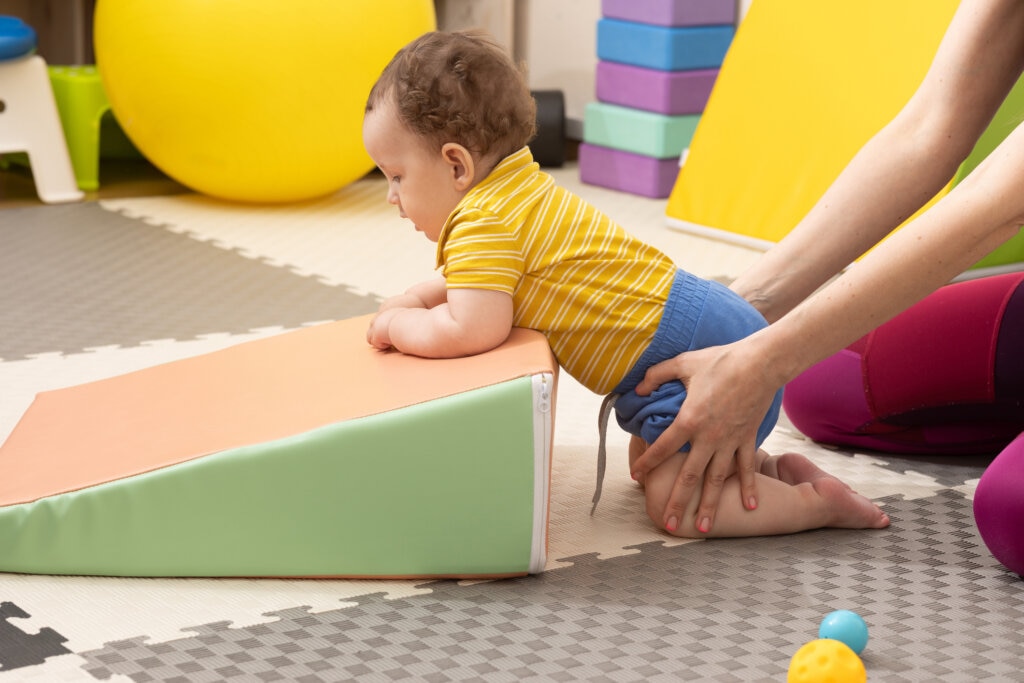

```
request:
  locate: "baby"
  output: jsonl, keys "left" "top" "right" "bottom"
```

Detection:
{"left": 363, "top": 29, "right": 889, "bottom": 537}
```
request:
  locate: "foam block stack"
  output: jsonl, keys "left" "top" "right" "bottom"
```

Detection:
{"left": 580, "top": 0, "right": 735, "bottom": 198}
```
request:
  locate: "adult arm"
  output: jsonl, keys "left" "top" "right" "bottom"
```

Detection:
{"left": 631, "top": 0, "right": 1024, "bottom": 534}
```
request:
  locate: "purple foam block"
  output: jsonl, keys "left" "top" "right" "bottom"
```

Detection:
{"left": 602, "top": 0, "right": 736, "bottom": 27}
{"left": 578, "top": 143, "right": 681, "bottom": 199}
{"left": 596, "top": 61, "right": 718, "bottom": 115}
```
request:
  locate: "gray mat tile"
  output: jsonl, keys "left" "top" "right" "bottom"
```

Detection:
{"left": 77, "top": 488, "right": 1024, "bottom": 682}
{"left": 0, "top": 204, "right": 380, "bottom": 360}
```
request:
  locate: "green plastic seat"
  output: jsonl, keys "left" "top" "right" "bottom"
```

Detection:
{"left": 47, "top": 65, "right": 141, "bottom": 192}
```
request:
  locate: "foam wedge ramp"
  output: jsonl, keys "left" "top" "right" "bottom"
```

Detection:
{"left": 0, "top": 315, "right": 558, "bottom": 578}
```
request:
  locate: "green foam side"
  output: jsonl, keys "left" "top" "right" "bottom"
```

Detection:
{"left": 583, "top": 102, "right": 699, "bottom": 159}
{"left": 0, "top": 377, "right": 543, "bottom": 577}
{"left": 955, "top": 73, "right": 1024, "bottom": 271}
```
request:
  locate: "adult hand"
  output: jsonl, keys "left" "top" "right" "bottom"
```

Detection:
{"left": 630, "top": 340, "right": 781, "bottom": 534}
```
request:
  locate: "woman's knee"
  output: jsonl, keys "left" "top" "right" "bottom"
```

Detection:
{"left": 784, "top": 349, "right": 872, "bottom": 445}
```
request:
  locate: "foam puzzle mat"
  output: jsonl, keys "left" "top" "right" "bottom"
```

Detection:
{"left": 1, "top": 170, "right": 1021, "bottom": 680}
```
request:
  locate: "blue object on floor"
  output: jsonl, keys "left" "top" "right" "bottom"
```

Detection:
{"left": 0, "top": 16, "right": 36, "bottom": 61}
{"left": 819, "top": 609, "right": 870, "bottom": 655}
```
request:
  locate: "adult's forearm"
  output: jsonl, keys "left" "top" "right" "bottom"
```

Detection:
{"left": 732, "top": 120, "right": 967, "bottom": 322}
{"left": 752, "top": 121, "right": 1024, "bottom": 385}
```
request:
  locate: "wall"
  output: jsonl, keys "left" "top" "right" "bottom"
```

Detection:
{"left": 515, "top": 0, "right": 600, "bottom": 140}
{"left": 0, "top": 0, "right": 95, "bottom": 63}
{"left": 435, "top": 0, "right": 600, "bottom": 140}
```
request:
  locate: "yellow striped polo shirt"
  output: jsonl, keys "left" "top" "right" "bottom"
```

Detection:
{"left": 436, "top": 147, "right": 677, "bottom": 394}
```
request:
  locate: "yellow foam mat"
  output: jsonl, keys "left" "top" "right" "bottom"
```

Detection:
{"left": 667, "top": 1, "right": 958, "bottom": 246}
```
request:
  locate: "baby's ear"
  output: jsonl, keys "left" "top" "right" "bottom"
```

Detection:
{"left": 441, "top": 143, "right": 477, "bottom": 190}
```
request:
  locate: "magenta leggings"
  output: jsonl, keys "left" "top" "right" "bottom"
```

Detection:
{"left": 783, "top": 272, "right": 1024, "bottom": 575}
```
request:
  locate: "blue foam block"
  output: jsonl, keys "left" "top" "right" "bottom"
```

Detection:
{"left": 597, "top": 19, "right": 734, "bottom": 71}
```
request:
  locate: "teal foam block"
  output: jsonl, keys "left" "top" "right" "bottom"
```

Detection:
{"left": 597, "top": 19, "right": 734, "bottom": 71}
{"left": 583, "top": 102, "right": 699, "bottom": 159}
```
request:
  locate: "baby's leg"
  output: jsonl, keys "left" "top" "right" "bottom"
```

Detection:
{"left": 642, "top": 450, "right": 889, "bottom": 538}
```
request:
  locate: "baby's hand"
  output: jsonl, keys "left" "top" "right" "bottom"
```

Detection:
{"left": 366, "top": 308, "right": 401, "bottom": 349}
{"left": 369, "top": 292, "right": 424, "bottom": 349}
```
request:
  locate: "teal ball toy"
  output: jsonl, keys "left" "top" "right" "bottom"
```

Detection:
{"left": 818, "top": 610, "right": 869, "bottom": 655}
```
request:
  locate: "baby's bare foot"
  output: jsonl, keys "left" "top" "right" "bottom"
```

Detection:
{"left": 769, "top": 452, "right": 851, "bottom": 490}
{"left": 813, "top": 476, "right": 890, "bottom": 529}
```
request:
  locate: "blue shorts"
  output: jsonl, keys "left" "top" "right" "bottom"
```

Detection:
{"left": 611, "top": 270, "right": 783, "bottom": 451}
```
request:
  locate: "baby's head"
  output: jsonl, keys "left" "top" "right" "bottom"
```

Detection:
{"left": 366, "top": 30, "right": 537, "bottom": 167}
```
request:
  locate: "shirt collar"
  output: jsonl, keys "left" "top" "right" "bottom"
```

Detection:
{"left": 434, "top": 147, "right": 537, "bottom": 267}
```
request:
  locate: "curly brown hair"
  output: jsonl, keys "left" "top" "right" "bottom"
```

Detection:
{"left": 366, "top": 30, "right": 537, "bottom": 162}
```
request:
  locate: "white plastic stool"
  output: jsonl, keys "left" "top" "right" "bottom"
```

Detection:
{"left": 0, "top": 16, "right": 83, "bottom": 203}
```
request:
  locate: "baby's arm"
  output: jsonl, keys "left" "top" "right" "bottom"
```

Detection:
{"left": 377, "top": 276, "right": 448, "bottom": 313}
{"left": 370, "top": 286, "right": 514, "bottom": 358}
{"left": 367, "top": 276, "right": 447, "bottom": 349}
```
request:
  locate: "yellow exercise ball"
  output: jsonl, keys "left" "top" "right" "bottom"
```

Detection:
{"left": 94, "top": 0, "right": 435, "bottom": 203}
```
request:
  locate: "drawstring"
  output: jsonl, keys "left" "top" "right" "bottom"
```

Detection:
{"left": 591, "top": 393, "right": 619, "bottom": 515}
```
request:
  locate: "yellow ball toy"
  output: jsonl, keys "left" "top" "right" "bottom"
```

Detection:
{"left": 788, "top": 639, "right": 866, "bottom": 683}
{"left": 94, "top": 0, "right": 435, "bottom": 203}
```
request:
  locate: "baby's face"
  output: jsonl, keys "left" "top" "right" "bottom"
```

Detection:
{"left": 362, "top": 103, "right": 464, "bottom": 243}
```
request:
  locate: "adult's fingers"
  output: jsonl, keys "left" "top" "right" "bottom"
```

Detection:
{"left": 630, "top": 417, "right": 692, "bottom": 481}
{"left": 731, "top": 440, "right": 760, "bottom": 513}
{"left": 660, "top": 442, "right": 713, "bottom": 533}
{"left": 634, "top": 355, "right": 687, "bottom": 396}
{"left": 683, "top": 441, "right": 758, "bottom": 534}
